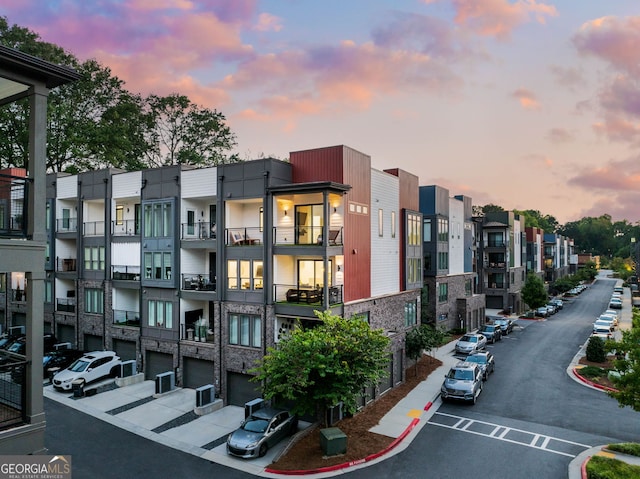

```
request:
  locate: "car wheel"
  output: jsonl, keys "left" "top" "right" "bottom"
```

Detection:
{"left": 110, "top": 366, "right": 120, "bottom": 378}
{"left": 259, "top": 443, "right": 268, "bottom": 457}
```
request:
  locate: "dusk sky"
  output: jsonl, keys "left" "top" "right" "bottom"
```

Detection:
{"left": 2, "top": 0, "right": 640, "bottom": 224}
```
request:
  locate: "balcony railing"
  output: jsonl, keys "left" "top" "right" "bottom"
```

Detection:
{"left": 272, "top": 226, "right": 343, "bottom": 246}
{"left": 112, "top": 219, "right": 140, "bottom": 236}
{"left": 180, "top": 322, "right": 213, "bottom": 343}
{"left": 226, "top": 227, "right": 262, "bottom": 245}
{"left": 112, "top": 265, "right": 141, "bottom": 281}
{"left": 56, "top": 298, "right": 76, "bottom": 313}
{"left": 181, "top": 221, "right": 216, "bottom": 240}
{"left": 0, "top": 173, "right": 31, "bottom": 239}
{"left": 56, "top": 258, "right": 77, "bottom": 272}
{"left": 0, "top": 359, "right": 27, "bottom": 431}
{"left": 113, "top": 309, "right": 140, "bottom": 327}
{"left": 10, "top": 288, "right": 26, "bottom": 302}
{"left": 274, "top": 283, "right": 343, "bottom": 306}
{"left": 83, "top": 221, "right": 105, "bottom": 236}
{"left": 486, "top": 282, "right": 505, "bottom": 289}
{"left": 486, "top": 240, "right": 505, "bottom": 248}
{"left": 56, "top": 217, "right": 78, "bottom": 233}
{"left": 181, "top": 273, "right": 216, "bottom": 291}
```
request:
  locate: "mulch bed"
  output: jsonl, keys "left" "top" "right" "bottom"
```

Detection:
{"left": 267, "top": 354, "right": 443, "bottom": 471}
{"left": 577, "top": 356, "right": 618, "bottom": 390}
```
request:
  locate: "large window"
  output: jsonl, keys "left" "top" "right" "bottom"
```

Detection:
{"left": 298, "top": 259, "right": 331, "bottom": 288}
{"left": 148, "top": 300, "right": 173, "bottom": 328}
{"left": 423, "top": 219, "right": 432, "bottom": 242}
{"left": 295, "top": 204, "right": 324, "bottom": 244}
{"left": 144, "top": 252, "right": 172, "bottom": 280}
{"left": 404, "top": 300, "right": 417, "bottom": 327}
{"left": 408, "top": 213, "right": 421, "bottom": 245}
{"left": 438, "top": 218, "right": 448, "bottom": 242}
{"left": 85, "top": 288, "right": 104, "bottom": 314}
{"left": 407, "top": 258, "right": 421, "bottom": 284}
{"left": 115, "top": 205, "right": 124, "bottom": 225}
{"left": 227, "top": 259, "right": 263, "bottom": 290}
{"left": 438, "top": 251, "right": 449, "bottom": 270}
{"left": 229, "top": 313, "right": 261, "bottom": 347}
{"left": 144, "top": 201, "right": 172, "bottom": 238}
{"left": 84, "top": 246, "right": 105, "bottom": 271}
{"left": 438, "top": 283, "right": 448, "bottom": 303}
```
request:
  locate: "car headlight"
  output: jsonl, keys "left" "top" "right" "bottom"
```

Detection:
{"left": 246, "top": 440, "right": 259, "bottom": 449}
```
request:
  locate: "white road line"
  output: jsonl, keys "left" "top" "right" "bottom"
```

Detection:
{"left": 429, "top": 412, "right": 593, "bottom": 458}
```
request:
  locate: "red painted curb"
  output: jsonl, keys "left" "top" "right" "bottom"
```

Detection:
{"left": 424, "top": 401, "right": 433, "bottom": 411}
{"left": 581, "top": 455, "right": 591, "bottom": 479}
{"left": 572, "top": 368, "right": 619, "bottom": 392}
{"left": 264, "top": 418, "right": 421, "bottom": 475}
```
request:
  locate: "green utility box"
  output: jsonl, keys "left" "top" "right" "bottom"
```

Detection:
{"left": 320, "top": 427, "right": 347, "bottom": 456}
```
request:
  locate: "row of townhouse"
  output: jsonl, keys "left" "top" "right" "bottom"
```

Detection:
{"left": 1, "top": 145, "right": 578, "bottom": 413}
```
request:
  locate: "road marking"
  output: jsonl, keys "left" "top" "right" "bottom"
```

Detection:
{"left": 429, "top": 412, "right": 593, "bottom": 458}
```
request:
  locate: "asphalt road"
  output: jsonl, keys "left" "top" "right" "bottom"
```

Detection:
{"left": 44, "top": 276, "right": 638, "bottom": 478}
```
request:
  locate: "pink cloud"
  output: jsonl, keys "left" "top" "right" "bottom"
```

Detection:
{"left": 253, "top": 13, "right": 283, "bottom": 32}
{"left": 549, "top": 65, "right": 586, "bottom": 91}
{"left": 424, "top": 0, "right": 557, "bottom": 39}
{"left": 547, "top": 128, "right": 574, "bottom": 144}
{"left": 522, "top": 153, "right": 553, "bottom": 167}
{"left": 573, "top": 16, "right": 640, "bottom": 75}
{"left": 568, "top": 157, "right": 640, "bottom": 192}
{"left": 512, "top": 88, "right": 540, "bottom": 110}
{"left": 577, "top": 191, "right": 640, "bottom": 223}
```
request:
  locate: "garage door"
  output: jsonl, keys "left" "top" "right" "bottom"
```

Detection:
{"left": 227, "top": 372, "right": 261, "bottom": 406}
{"left": 183, "top": 357, "right": 214, "bottom": 389}
{"left": 84, "top": 334, "right": 103, "bottom": 352}
{"left": 486, "top": 295, "right": 503, "bottom": 309}
{"left": 145, "top": 351, "right": 173, "bottom": 380}
{"left": 57, "top": 324, "right": 75, "bottom": 346}
{"left": 113, "top": 339, "right": 136, "bottom": 361}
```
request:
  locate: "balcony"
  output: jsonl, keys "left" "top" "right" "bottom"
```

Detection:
{"left": 273, "top": 226, "right": 343, "bottom": 246}
{"left": 83, "top": 221, "right": 105, "bottom": 236}
{"left": 181, "top": 273, "right": 216, "bottom": 291}
{"left": 486, "top": 240, "right": 505, "bottom": 248}
{"left": 56, "top": 298, "right": 76, "bottom": 313}
{"left": 112, "top": 219, "right": 140, "bottom": 236}
{"left": 486, "top": 282, "right": 505, "bottom": 290}
{"left": 0, "top": 360, "right": 27, "bottom": 431}
{"left": 181, "top": 221, "right": 216, "bottom": 240}
{"left": 56, "top": 258, "right": 77, "bottom": 272}
{"left": 226, "top": 227, "right": 262, "bottom": 246}
{"left": 180, "top": 321, "right": 213, "bottom": 343}
{"left": 10, "top": 288, "right": 26, "bottom": 302}
{"left": 274, "top": 283, "right": 343, "bottom": 306}
{"left": 56, "top": 217, "right": 78, "bottom": 233}
{"left": 0, "top": 173, "right": 31, "bottom": 239}
{"left": 112, "top": 265, "right": 141, "bottom": 281}
{"left": 113, "top": 309, "right": 140, "bottom": 327}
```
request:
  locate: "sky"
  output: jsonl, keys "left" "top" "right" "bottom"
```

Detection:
{"left": 2, "top": 0, "right": 640, "bottom": 225}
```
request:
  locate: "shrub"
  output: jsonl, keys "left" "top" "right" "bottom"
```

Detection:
{"left": 579, "top": 366, "right": 608, "bottom": 379}
{"left": 607, "top": 443, "right": 640, "bottom": 457}
{"left": 586, "top": 455, "right": 640, "bottom": 478}
{"left": 586, "top": 336, "right": 607, "bottom": 363}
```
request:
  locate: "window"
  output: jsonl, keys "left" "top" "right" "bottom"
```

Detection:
{"left": 488, "top": 232, "right": 504, "bottom": 247}
{"left": 465, "top": 279, "right": 472, "bottom": 296}
{"left": 62, "top": 208, "right": 70, "bottom": 230}
{"left": 407, "top": 213, "right": 421, "bottom": 245}
{"left": 404, "top": 301, "right": 417, "bottom": 327}
{"left": 391, "top": 211, "right": 396, "bottom": 238}
{"left": 187, "top": 210, "right": 195, "bottom": 235}
{"left": 378, "top": 209, "right": 383, "bottom": 237}
{"left": 115, "top": 205, "right": 124, "bottom": 225}
{"left": 352, "top": 312, "right": 370, "bottom": 323}
{"left": 229, "top": 313, "right": 262, "bottom": 347}
{"left": 84, "top": 246, "right": 105, "bottom": 271}
{"left": 423, "top": 219, "right": 432, "bottom": 242}
{"left": 438, "top": 282, "right": 448, "bottom": 303}
{"left": 85, "top": 288, "right": 104, "bottom": 314}
{"left": 45, "top": 280, "right": 52, "bottom": 303}
{"left": 143, "top": 200, "right": 172, "bottom": 238}
{"left": 438, "top": 218, "right": 448, "bottom": 241}
{"left": 148, "top": 300, "right": 173, "bottom": 328}
{"left": 407, "top": 258, "right": 421, "bottom": 284}
{"left": 144, "top": 252, "right": 172, "bottom": 280}
{"left": 297, "top": 259, "right": 331, "bottom": 288}
{"left": 227, "top": 259, "right": 263, "bottom": 290}
{"left": 295, "top": 204, "right": 323, "bottom": 245}
{"left": 438, "top": 251, "right": 449, "bottom": 270}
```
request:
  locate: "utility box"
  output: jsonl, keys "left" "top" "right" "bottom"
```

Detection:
{"left": 244, "top": 398, "right": 264, "bottom": 419}
{"left": 196, "top": 384, "right": 215, "bottom": 407}
{"left": 320, "top": 427, "right": 347, "bottom": 456}
{"left": 120, "top": 360, "right": 136, "bottom": 378}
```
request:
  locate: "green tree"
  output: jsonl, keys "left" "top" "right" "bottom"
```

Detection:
{"left": 405, "top": 324, "right": 445, "bottom": 376}
{"left": 521, "top": 273, "right": 548, "bottom": 309}
{"left": 250, "top": 311, "right": 390, "bottom": 426}
{"left": 514, "top": 209, "right": 559, "bottom": 233}
{"left": 586, "top": 336, "right": 606, "bottom": 363}
{"left": 605, "top": 310, "right": 640, "bottom": 411}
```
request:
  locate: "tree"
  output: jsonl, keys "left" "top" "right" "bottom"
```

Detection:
{"left": 605, "top": 309, "right": 640, "bottom": 411}
{"left": 514, "top": 209, "right": 559, "bottom": 233}
{"left": 250, "top": 311, "right": 390, "bottom": 427}
{"left": 585, "top": 336, "right": 606, "bottom": 363}
{"left": 144, "top": 93, "right": 239, "bottom": 167}
{"left": 521, "top": 273, "right": 548, "bottom": 309}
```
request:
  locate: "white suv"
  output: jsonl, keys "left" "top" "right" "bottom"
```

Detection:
{"left": 52, "top": 351, "right": 121, "bottom": 391}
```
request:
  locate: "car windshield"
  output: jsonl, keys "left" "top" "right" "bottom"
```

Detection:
{"left": 68, "top": 359, "right": 90, "bottom": 372}
{"left": 467, "top": 355, "right": 486, "bottom": 364}
{"left": 461, "top": 335, "right": 477, "bottom": 343}
{"left": 242, "top": 417, "right": 269, "bottom": 433}
{"left": 448, "top": 369, "right": 474, "bottom": 380}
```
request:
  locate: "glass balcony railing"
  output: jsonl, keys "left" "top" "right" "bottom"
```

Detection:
{"left": 272, "top": 226, "right": 343, "bottom": 246}
{"left": 113, "top": 309, "right": 140, "bottom": 327}
{"left": 56, "top": 258, "right": 77, "bottom": 272}
{"left": 274, "top": 283, "right": 343, "bottom": 306}
{"left": 56, "top": 217, "right": 78, "bottom": 233}
{"left": 181, "top": 273, "right": 216, "bottom": 291}
{"left": 83, "top": 221, "right": 105, "bottom": 236}
{"left": 181, "top": 221, "right": 216, "bottom": 240}
{"left": 226, "top": 227, "right": 262, "bottom": 246}
{"left": 56, "top": 298, "right": 76, "bottom": 313}
{"left": 112, "top": 265, "right": 141, "bottom": 281}
{"left": 112, "top": 219, "right": 140, "bottom": 236}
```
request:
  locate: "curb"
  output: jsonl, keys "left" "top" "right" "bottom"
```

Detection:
{"left": 581, "top": 456, "right": 590, "bottom": 479}
{"left": 572, "top": 367, "right": 619, "bottom": 393}
{"left": 265, "top": 398, "right": 437, "bottom": 476}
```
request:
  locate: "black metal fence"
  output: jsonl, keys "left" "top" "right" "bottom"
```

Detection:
{"left": 0, "top": 359, "right": 27, "bottom": 431}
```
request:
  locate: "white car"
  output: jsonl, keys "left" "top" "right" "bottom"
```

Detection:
{"left": 604, "top": 309, "right": 619, "bottom": 322}
{"left": 591, "top": 325, "right": 614, "bottom": 341}
{"left": 52, "top": 351, "right": 121, "bottom": 391}
{"left": 598, "top": 313, "right": 618, "bottom": 327}
{"left": 593, "top": 320, "right": 614, "bottom": 333}
{"left": 455, "top": 333, "right": 487, "bottom": 355}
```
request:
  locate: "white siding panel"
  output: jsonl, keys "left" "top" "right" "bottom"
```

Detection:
{"left": 112, "top": 171, "right": 142, "bottom": 198}
{"left": 448, "top": 198, "right": 464, "bottom": 275}
{"left": 56, "top": 175, "right": 77, "bottom": 199}
{"left": 370, "top": 169, "right": 399, "bottom": 297}
{"left": 111, "top": 242, "right": 140, "bottom": 266}
{"left": 182, "top": 167, "right": 217, "bottom": 198}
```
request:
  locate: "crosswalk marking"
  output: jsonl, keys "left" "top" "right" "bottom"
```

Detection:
{"left": 429, "top": 412, "right": 593, "bottom": 458}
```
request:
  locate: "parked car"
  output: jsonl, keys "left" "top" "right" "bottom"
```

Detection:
{"left": 591, "top": 325, "right": 614, "bottom": 341}
{"left": 609, "top": 298, "right": 623, "bottom": 309}
{"left": 598, "top": 313, "right": 618, "bottom": 327}
{"left": 464, "top": 351, "right": 495, "bottom": 380}
{"left": 593, "top": 320, "right": 615, "bottom": 333}
{"left": 613, "top": 286, "right": 624, "bottom": 294}
{"left": 455, "top": 333, "right": 487, "bottom": 355}
{"left": 226, "top": 407, "right": 298, "bottom": 458}
{"left": 0, "top": 334, "right": 60, "bottom": 365}
{"left": 52, "top": 351, "right": 121, "bottom": 391}
{"left": 11, "top": 348, "right": 84, "bottom": 383}
{"left": 440, "top": 361, "right": 484, "bottom": 404}
{"left": 550, "top": 298, "right": 564, "bottom": 310}
{"left": 603, "top": 309, "right": 619, "bottom": 321}
{"left": 492, "top": 318, "right": 514, "bottom": 335}
{"left": 545, "top": 304, "right": 557, "bottom": 315}
{"left": 479, "top": 324, "right": 502, "bottom": 344}
{"left": 535, "top": 307, "right": 549, "bottom": 318}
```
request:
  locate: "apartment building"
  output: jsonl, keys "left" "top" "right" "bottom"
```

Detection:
{"left": 0, "top": 46, "right": 80, "bottom": 453}
{"left": 33, "top": 145, "right": 422, "bottom": 407}
{"left": 543, "top": 233, "right": 574, "bottom": 282}
{"left": 475, "top": 211, "right": 527, "bottom": 315}
{"left": 525, "top": 226, "right": 545, "bottom": 282}
{"left": 419, "top": 185, "right": 485, "bottom": 332}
